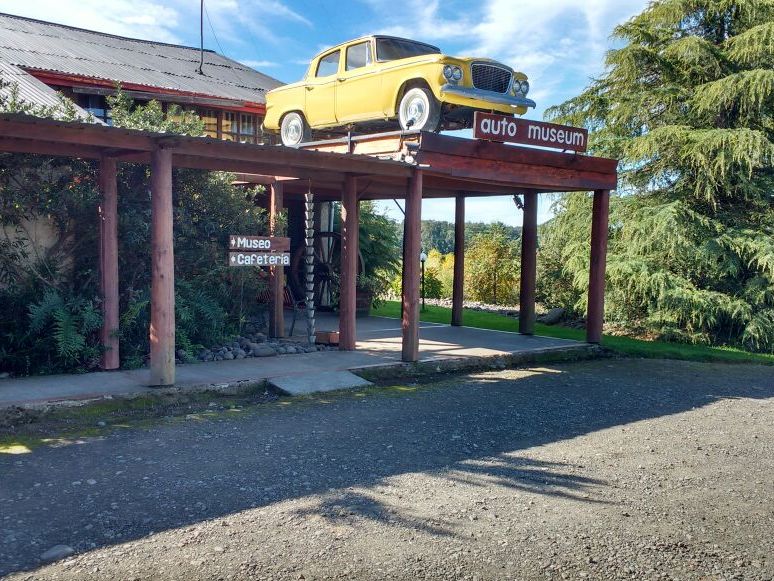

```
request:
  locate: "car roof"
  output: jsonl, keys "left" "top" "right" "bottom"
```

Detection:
{"left": 312, "top": 35, "right": 441, "bottom": 59}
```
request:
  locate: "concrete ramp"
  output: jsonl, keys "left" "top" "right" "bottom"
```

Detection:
{"left": 268, "top": 370, "right": 373, "bottom": 395}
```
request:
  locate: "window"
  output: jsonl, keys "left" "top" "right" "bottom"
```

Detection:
{"left": 346, "top": 42, "right": 371, "bottom": 71}
{"left": 77, "top": 94, "right": 111, "bottom": 124}
{"left": 200, "top": 109, "right": 218, "bottom": 138}
{"left": 223, "top": 111, "right": 237, "bottom": 141}
{"left": 239, "top": 113, "right": 256, "bottom": 143}
{"left": 375, "top": 38, "right": 440, "bottom": 61}
{"left": 221, "top": 111, "right": 258, "bottom": 143}
{"left": 316, "top": 50, "right": 340, "bottom": 77}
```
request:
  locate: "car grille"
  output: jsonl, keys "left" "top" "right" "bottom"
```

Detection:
{"left": 471, "top": 64, "right": 512, "bottom": 94}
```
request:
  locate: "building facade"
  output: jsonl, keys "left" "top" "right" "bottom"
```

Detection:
{"left": 0, "top": 12, "right": 283, "bottom": 141}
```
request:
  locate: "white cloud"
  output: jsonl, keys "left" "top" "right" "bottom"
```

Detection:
{"left": 242, "top": 59, "right": 279, "bottom": 69}
{"left": 362, "top": 0, "right": 472, "bottom": 42}
{"left": 3, "top": 0, "right": 182, "bottom": 43}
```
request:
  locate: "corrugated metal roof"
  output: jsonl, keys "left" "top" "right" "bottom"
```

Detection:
{"left": 0, "top": 60, "right": 96, "bottom": 121}
{"left": 0, "top": 12, "right": 283, "bottom": 105}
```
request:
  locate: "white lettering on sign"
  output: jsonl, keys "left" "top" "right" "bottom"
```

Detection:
{"left": 526, "top": 124, "right": 586, "bottom": 148}
{"left": 229, "top": 252, "right": 290, "bottom": 267}
{"left": 479, "top": 116, "right": 518, "bottom": 138}
{"left": 473, "top": 112, "right": 588, "bottom": 152}
{"left": 232, "top": 237, "right": 271, "bottom": 250}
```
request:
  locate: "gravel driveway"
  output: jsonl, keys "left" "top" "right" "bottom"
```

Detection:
{"left": 1, "top": 358, "right": 772, "bottom": 580}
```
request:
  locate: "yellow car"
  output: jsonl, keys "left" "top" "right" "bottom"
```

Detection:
{"left": 263, "top": 35, "right": 535, "bottom": 146}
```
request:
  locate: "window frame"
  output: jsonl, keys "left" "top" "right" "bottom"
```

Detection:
{"left": 315, "top": 50, "right": 341, "bottom": 78}
{"left": 345, "top": 41, "right": 372, "bottom": 71}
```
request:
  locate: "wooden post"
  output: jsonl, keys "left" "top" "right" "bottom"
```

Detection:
{"left": 149, "top": 147, "right": 175, "bottom": 386}
{"left": 402, "top": 170, "right": 422, "bottom": 362}
{"left": 98, "top": 155, "right": 120, "bottom": 369}
{"left": 586, "top": 189, "right": 610, "bottom": 343}
{"left": 339, "top": 175, "right": 358, "bottom": 350}
{"left": 269, "top": 182, "right": 285, "bottom": 338}
{"left": 519, "top": 191, "right": 538, "bottom": 335}
{"left": 451, "top": 194, "right": 465, "bottom": 327}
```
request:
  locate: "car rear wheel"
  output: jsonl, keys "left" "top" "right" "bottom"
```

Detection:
{"left": 398, "top": 87, "right": 441, "bottom": 132}
{"left": 280, "top": 112, "right": 311, "bottom": 146}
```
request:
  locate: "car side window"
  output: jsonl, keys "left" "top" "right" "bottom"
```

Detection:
{"left": 316, "top": 50, "right": 340, "bottom": 77}
{"left": 346, "top": 42, "right": 371, "bottom": 71}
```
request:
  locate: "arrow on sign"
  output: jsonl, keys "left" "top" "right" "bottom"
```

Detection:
{"left": 230, "top": 255, "right": 236, "bottom": 263}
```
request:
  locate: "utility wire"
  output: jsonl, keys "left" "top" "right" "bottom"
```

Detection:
{"left": 202, "top": 0, "right": 248, "bottom": 87}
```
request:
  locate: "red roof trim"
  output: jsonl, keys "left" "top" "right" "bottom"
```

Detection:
{"left": 26, "top": 70, "right": 266, "bottom": 115}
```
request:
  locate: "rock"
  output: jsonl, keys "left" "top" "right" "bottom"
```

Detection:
{"left": 539, "top": 307, "right": 566, "bottom": 325}
{"left": 234, "top": 348, "right": 246, "bottom": 359}
{"left": 40, "top": 544, "right": 75, "bottom": 562}
{"left": 252, "top": 345, "right": 277, "bottom": 357}
{"left": 254, "top": 333, "right": 267, "bottom": 343}
{"left": 176, "top": 349, "right": 187, "bottom": 360}
{"left": 223, "top": 351, "right": 235, "bottom": 360}
{"left": 285, "top": 346, "right": 297, "bottom": 354}
{"left": 0, "top": 372, "right": 10, "bottom": 379}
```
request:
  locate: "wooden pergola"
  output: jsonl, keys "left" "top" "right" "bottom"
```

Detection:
{"left": 0, "top": 114, "right": 616, "bottom": 386}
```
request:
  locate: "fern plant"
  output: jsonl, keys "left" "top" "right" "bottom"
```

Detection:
{"left": 26, "top": 289, "right": 102, "bottom": 369}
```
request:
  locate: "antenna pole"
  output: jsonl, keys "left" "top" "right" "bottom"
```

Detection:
{"left": 197, "top": 0, "right": 204, "bottom": 74}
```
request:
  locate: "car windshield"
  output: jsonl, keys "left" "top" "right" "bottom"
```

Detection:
{"left": 375, "top": 38, "right": 440, "bottom": 61}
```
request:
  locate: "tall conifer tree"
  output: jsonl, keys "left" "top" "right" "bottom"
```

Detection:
{"left": 544, "top": 0, "right": 774, "bottom": 350}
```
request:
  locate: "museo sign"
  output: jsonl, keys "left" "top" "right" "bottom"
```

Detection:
{"left": 473, "top": 112, "right": 588, "bottom": 152}
{"left": 228, "top": 235, "right": 290, "bottom": 267}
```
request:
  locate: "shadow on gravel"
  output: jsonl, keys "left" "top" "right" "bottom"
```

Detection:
{"left": 444, "top": 455, "right": 610, "bottom": 504}
{"left": 1, "top": 359, "right": 772, "bottom": 576}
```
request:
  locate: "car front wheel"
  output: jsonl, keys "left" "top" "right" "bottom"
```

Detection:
{"left": 398, "top": 87, "right": 441, "bottom": 132}
{"left": 280, "top": 112, "right": 311, "bottom": 146}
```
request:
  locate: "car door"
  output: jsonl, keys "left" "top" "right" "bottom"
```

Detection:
{"left": 304, "top": 49, "right": 340, "bottom": 128}
{"left": 335, "top": 40, "right": 382, "bottom": 123}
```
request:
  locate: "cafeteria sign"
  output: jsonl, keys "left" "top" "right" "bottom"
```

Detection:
{"left": 229, "top": 235, "right": 290, "bottom": 267}
{"left": 473, "top": 112, "right": 588, "bottom": 152}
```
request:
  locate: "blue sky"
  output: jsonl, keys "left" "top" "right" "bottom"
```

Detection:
{"left": 3, "top": 0, "right": 648, "bottom": 225}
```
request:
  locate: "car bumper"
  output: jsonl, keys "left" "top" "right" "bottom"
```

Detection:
{"left": 439, "top": 84, "right": 536, "bottom": 113}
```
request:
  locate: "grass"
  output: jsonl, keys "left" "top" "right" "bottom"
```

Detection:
{"left": 373, "top": 301, "right": 774, "bottom": 365}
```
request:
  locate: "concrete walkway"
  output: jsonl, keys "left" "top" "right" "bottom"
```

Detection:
{"left": 0, "top": 315, "right": 585, "bottom": 408}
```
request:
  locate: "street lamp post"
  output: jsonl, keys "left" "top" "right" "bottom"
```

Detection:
{"left": 420, "top": 251, "right": 427, "bottom": 311}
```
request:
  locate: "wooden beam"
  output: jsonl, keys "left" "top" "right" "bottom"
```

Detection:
{"left": 149, "top": 148, "right": 175, "bottom": 386}
{"left": 171, "top": 154, "right": 346, "bottom": 183}
{"left": 417, "top": 131, "right": 618, "bottom": 174}
{"left": 98, "top": 156, "right": 120, "bottom": 370}
{"left": 269, "top": 183, "right": 285, "bottom": 338}
{"left": 451, "top": 194, "right": 465, "bottom": 327}
{"left": 519, "top": 191, "right": 538, "bottom": 335}
{"left": 339, "top": 175, "right": 358, "bottom": 350}
{"left": 169, "top": 139, "right": 413, "bottom": 178}
{"left": 402, "top": 170, "right": 423, "bottom": 362}
{"left": 0, "top": 136, "right": 105, "bottom": 159}
{"left": 587, "top": 189, "right": 610, "bottom": 343}
{"left": 416, "top": 151, "right": 618, "bottom": 192}
{"left": 0, "top": 114, "right": 155, "bottom": 151}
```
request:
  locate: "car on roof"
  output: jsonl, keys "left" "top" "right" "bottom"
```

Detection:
{"left": 263, "top": 35, "right": 535, "bottom": 146}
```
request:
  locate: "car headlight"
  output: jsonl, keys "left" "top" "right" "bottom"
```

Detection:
{"left": 511, "top": 79, "right": 530, "bottom": 95}
{"left": 443, "top": 65, "right": 463, "bottom": 83}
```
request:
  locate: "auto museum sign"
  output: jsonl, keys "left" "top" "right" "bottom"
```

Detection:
{"left": 473, "top": 112, "right": 588, "bottom": 152}
{"left": 228, "top": 235, "right": 290, "bottom": 267}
